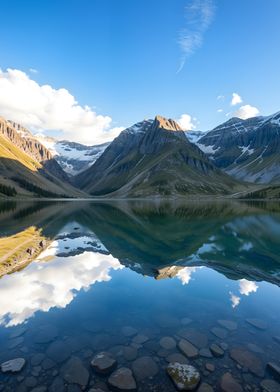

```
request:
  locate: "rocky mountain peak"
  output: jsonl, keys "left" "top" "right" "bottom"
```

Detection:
{"left": 154, "top": 115, "right": 182, "bottom": 131}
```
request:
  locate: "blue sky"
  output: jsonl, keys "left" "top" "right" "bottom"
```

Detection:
{"left": 0, "top": 0, "right": 280, "bottom": 144}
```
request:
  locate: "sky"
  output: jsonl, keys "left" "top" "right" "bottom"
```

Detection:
{"left": 0, "top": 0, "right": 280, "bottom": 144}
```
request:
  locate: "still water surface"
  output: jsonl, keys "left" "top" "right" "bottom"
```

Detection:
{"left": 0, "top": 200, "right": 279, "bottom": 391}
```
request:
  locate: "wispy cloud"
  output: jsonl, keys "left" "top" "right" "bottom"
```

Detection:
{"left": 178, "top": 0, "right": 216, "bottom": 72}
{"left": 231, "top": 92, "right": 242, "bottom": 106}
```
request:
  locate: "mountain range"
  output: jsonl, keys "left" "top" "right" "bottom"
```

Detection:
{"left": 0, "top": 111, "right": 280, "bottom": 199}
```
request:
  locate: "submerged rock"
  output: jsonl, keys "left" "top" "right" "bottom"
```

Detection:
{"left": 123, "top": 346, "right": 138, "bottom": 361}
{"left": 166, "top": 363, "right": 200, "bottom": 391}
{"left": 230, "top": 347, "right": 264, "bottom": 376}
{"left": 166, "top": 353, "right": 189, "bottom": 364}
{"left": 132, "top": 356, "right": 158, "bottom": 380}
{"left": 108, "top": 367, "right": 136, "bottom": 391}
{"left": 47, "top": 340, "right": 71, "bottom": 363}
{"left": 178, "top": 339, "right": 199, "bottom": 359}
{"left": 261, "top": 379, "right": 280, "bottom": 392}
{"left": 132, "top": 334, "right": 149, "bottom": 344}
{"left": 160, "top": 336, "right": 176, "bottom": 350}
{"left": 220, "top": 372, "right": 243, "bottom": 392}
{"left": 91, "top": 352, "right": 117, "bottom": 374}
{"left": 267, "top": 362, "right": 280, "bottom": 381}
{"left": 209, "top": 343, "right": 224, "bottom": 357}
{"left": 211, "top": 327, "right": 227, "bottom": 339}
{"left": 1, "top": 358, "right": 26, "bottom": 373}
{"left": 177, "top": 328, "right": 208, "bottom": 349}
{"left": 246, "top": 318, "right": 268, "bottom": 330}
{"left": 61, "top": 356, "right": 89, "bottom": 387}
{"left": 199, "top": 348, "right": 212, "bottom": 358}
{"left": 217, "top": 319, "right": 237, "bottom": 331}
{"left": 197, "top": 383, "right": 214, "bottom": 392}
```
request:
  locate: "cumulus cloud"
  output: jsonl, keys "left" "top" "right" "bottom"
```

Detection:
{"left": 233, "top": 104, "right": 260, "bottom": 120}
{"left": 0, "top": 245, "right": 123, "bottom": 327}
{"left": 0, "top": 68, "right": 122, "bottom": 145}
{"left": 177, "top": 267, "right": 202, "bottom": 285}
{"left": 230, "top": 292, "right": 241, "bottom": 308}
{"left": 239, "top": 279, "right": 258, "bottom": 296}
{"left": 231, "top": 93, "right": 243, "bottom": 106}
{"left": 178, "top": 0, "right": 215, "bottom": 72}
{"left": 177, "top": 113, "right": 196, "bottom": 130}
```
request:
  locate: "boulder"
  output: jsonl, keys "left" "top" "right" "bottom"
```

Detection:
{"left": 1, "top": 358, "right": 26, "bottom": 373}
{"left": 178, "top": 339, "right": 199, "bottom": 359}
{"left": 132, "top": 356, "right": 158, "bottom": 380}
{"left": 91, "top": 352, "right": 117, "bottom": 374}
{"left": 220, "top": 372, "right": 243, "bottom": 392}
{"left": 166, "top": 363, "right": 200, "bottom": 391}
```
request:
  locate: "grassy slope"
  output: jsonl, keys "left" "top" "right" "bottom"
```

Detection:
{"left": 0, "top": 134, "right": 85, "bottom": 197}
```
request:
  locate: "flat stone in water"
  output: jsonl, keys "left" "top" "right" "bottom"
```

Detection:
{"left": 178, "top": 339, "right": 199, "bottom": 359}
{"left": 267, "top": 362, "right": 280, "bottom": 381}
{"left": 123, "top": 346, "right": 138, "bottom": 361}
{"left": 46, "top": 340, "right": 72, "bottom": 363}
{"left": 230, "top": 347, "right": 264, "bottom": 377}
{"left": 1, "top": 358, "right": 26, "bottom": 373}
{"left": 198, "top": 383, "right": 214, "bottom": 392}
{"left": 34, "top": 325, "right": 58, "bottom": 343}
{"left": 220, "top": 372, "right": 243, "bottom": 392}
{"left": 209, "top": 343, "right": 224, "bottom": 357}
{"left": 42, "top": 358, "right": 56, "bottom": 370}
{"left": 166, "top": 353, "right": 189, "bottom": 364}
{"left": 121, "top": 326, "right": 137, "bottom": 337}
{"left": 108, "top": 367, "right": 136, "bottom": 391}
{"left": 166, "top": 363, "right": 200, "bottom": 391}
{"left": 199, "top": 348, "right": 212, "bottom": 358}
{"left": 24, "top": 376, "right": 37, "bottom": 388}
{"left": 91, "top": 352, "right": 117, "bottom": 374}
{"left": 181, "top": 318, "right": 193, "bottom": 326}
{"left": 160, "top": 336, "right": 176, "bottom": 350}
{"left": 132, "top": 356, "right": 159, "bottom": 380}
{"left": 217, "top": 320, "right": 237, "bottom": 331}
{"left": 177, "top": 328, "right": 208, "bottom": 349}
{"left": 61, "top": 356, "right": 89, "bottom": 387}
{"left": 132, "top": 334, "right": 149, "bottom": 344}
{"left": 261, "top": 379, "right": 280, "bottom": 392}
{"left": 205, "top": 363, "right": 215, "bottom": 372}
{"left": 211, "top": 327, "right": 227, "bottom": 339}
{"left": 246, "top": 318, "right": 268, "bottom": 330}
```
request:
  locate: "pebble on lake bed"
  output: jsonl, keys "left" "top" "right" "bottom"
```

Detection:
{"left": 91, "top": 352, "right": 117, "bottom": 374}
{"left": 166, "top": 362, "right": 200, "bottom": 391}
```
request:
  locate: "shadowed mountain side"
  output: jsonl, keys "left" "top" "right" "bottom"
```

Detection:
{"left": 75, "top": 116, "right": 244, "bottom": 197}
{"left": 0, "top": 157, "right": 85, "bottom": 198}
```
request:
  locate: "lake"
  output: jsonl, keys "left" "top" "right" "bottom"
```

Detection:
{"left": 0, "top": 200, "right": 279, "bottom": 391}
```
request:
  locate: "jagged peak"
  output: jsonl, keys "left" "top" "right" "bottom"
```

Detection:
{"left": 154, "top": 115, "right": 182, "bottom": 131}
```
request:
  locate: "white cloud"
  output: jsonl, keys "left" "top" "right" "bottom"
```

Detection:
{"left": 178, "top": 0, "right": 215, "bottom": 71}
{"left": 177, "top": 113, "right": 196, "bottom": 130}
{"left": 29, "top": 68, "right": 38, "bottom": 74}
{"left": 176, "top": 267, "right": 200, "bottom": 285}
{"left": 217, "top": 109, "right": 223, "bottom": 113}
{"left": 233, "top": 104, "right": 260, "bottom": 120}
{"left": 230, "top": 292, "right": 241, "bottom": 308}
{"left": 0, "top": 245, "right": 123, "bottom": 327}
{"left": 239, "top": 279, "right": 258, "bottom": 296}
{"left": 217, "top": 95, "right": 224, "bottom": 101}
{"left": 231, "top": 93, "right": 243, "bottom": 106}
{"left": 0, "top": 68, "right": 122, "bottom": 145}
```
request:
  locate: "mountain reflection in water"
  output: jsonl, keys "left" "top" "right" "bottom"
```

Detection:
{"left": 0, "top": 200, "right": 279, "bottom": 391}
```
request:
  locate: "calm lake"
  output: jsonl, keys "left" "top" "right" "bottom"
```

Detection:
{"left": 0, "top": 200, "right": 279, "bottom": 391}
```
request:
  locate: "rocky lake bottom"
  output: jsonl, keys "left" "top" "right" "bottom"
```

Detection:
{"left": 0, "top": 200, "right": 279, "bottom": 391}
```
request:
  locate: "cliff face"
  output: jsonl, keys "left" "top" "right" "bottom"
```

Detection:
{"left": 0, "top": 118, "right": 69, "bottom": 183}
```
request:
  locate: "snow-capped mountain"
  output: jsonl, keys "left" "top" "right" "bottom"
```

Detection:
{"left": 198, "top": 112, "right": 280, "bottom": 184}
{"left": 38, "top": 137, "right": 110, "bottom": 176}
